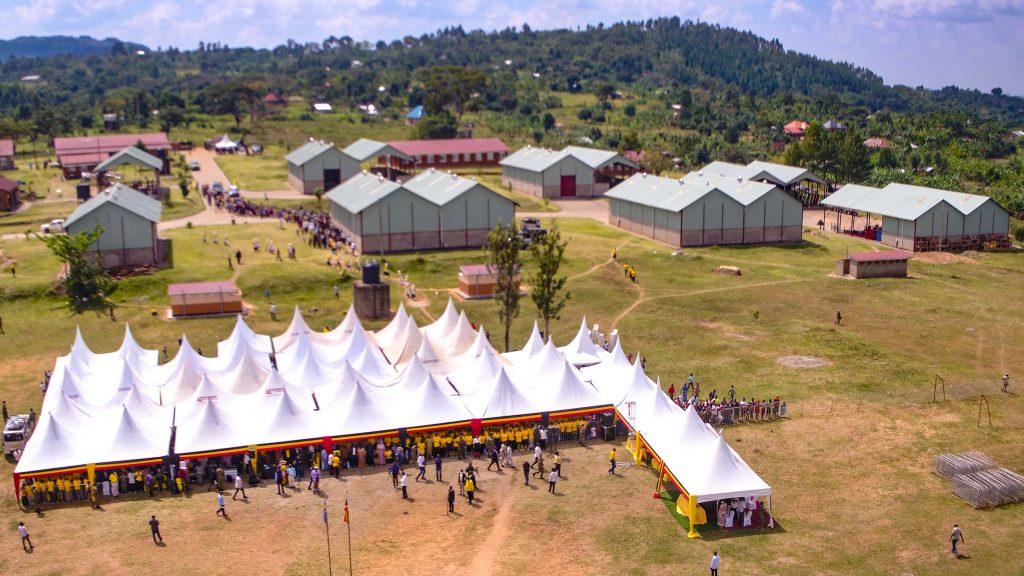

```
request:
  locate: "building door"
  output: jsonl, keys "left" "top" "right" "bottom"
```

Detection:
{"left": 323, "top": 169, "right": 341, "bottom": 190}
{"left": 560, "top": 175, "right": 576, "bottom": 197}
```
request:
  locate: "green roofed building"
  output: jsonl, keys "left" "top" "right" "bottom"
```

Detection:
{"left": 285, "top": 139, "right": 360, "bottom": 195}
{"left": 328, "top": 168, "right": 515, "bottom": 253}
{"left": 64, "top": 183, "right": 170, "bottom": 269}
{"left": 500, "top": 145, "right": 638, "bottom": 199}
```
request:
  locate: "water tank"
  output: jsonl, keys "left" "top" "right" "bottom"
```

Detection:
{"left": 362, "top": 260, "right": 380, "bottom": 285}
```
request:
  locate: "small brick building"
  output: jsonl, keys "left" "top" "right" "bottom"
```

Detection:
{"left": 836, "top": 250, "right": 911, "bottom": 279}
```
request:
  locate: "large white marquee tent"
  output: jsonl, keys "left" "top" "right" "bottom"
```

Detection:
{"left": 14, "top": 300, "right": 771, "bottom": 516}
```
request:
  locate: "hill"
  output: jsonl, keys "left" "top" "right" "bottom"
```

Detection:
{"left": 0, "top": 35, "right": 147, "bottom": 60}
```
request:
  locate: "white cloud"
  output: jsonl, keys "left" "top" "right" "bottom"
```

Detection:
{"left": 771, "top": 0, "right": 806, "bottom": 18}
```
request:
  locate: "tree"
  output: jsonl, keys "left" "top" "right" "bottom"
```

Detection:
{"left": 529, "top": 224, "right": 571, "bottom": 342}
{"left": 594, "top": 83, "right": 616, "bottom": 102}
{"left": 314, "top": 186, "right": 324, "bottom": 209}
{"left": 416, "top": 110, "right": 458, "bottom": 139}
{"left": 542, "top": 112, "right": 556, "bottom": 131}
{"left": 415, "top": 65, "right": 486, "bottom": 121}
{"left": 486, "top": 223, "right": 522, "bottom": 352}
{"left": 178, "top": 176, "right": 190, "bottom": 199}
{"left": 38, "top": 225, "right": 116, "bottom": 313}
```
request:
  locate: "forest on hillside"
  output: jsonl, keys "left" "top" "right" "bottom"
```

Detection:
{"left": 0, "top": 19, "right": 1021, "bottom": 209}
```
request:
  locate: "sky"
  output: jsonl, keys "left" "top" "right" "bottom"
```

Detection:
{"left": 1, "top": 0, "right": 1022, "bottom": 96}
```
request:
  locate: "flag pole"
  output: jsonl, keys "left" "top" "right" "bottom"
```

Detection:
{"left": 324, "top": 499, "right": 333, "bottom": 576}
{"left": 346, "top": 492, "right": 353, "bottom": 576}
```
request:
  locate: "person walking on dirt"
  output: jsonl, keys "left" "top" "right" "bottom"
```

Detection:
{"left": 950, "top": 523, "right": 964, "bottom": 556}
{"left": 522, "top": 460, "right": 531, "bottom": 486}
{"left": 609, "top": 448, "right": 617, "bottom": 475}
{"left": 835, "top": 310, "right": 842, "bottom": 325}
{"left": 18, "top": 521, "right": 33, "bottom": 551}
{"left": 232, "top": 475, "right": 247, "bottom": 500}
{"left": 710, "top": 550, "right": 720, "bottom": 576}
{"left": 1002, "top": 373, "right": 1009, "bottom": 393}
{"left": 149, "top": 515, "right": 162, "bottom": 544}
{"left": 215, "top": 491, "right": 227, "bottom": 517}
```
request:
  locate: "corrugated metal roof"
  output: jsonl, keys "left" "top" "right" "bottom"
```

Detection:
{"left": 388, "top": 138, "right": 508, "bottom": 156}
{"left": 500, "top": 145, "right": 637, "bottom": 172}
{"left": 54, "top": 133, "right": 170, "bottom": 156}
{"left": 65, "top": 183, "right": 163, "bottom": 228}
{"left": 94, "top": 146, "right": 163, "bottom": 172}
{"left": 402, "top": 169, "right": 480, "bottom": 206}
{"left": 0, "top": 139, "right": 13, "bottom": 156}
{"left": 342, "top": 138, "right": 413, "bottom": 163}
{"left": 848, "top": 250, "right": 911, "bottom": 262}
{"left": 822, "top": 184, "right": 946, "bottom": 220}
{"left": 882, "top": 183, "right": 991, "bottom": 216}
{"left": 284, "top": 140, "right": 339, "bottom": 166}
{"left": 743, "top": 160, "right": 826, "bottom": 186}
{"left": 168, "top": 281, "right": 240, "bottom": 295}
{"left": 608, "top": 173, "right": 779, "bottom": 212}
{"left": 326, "top": 171, "right": 402, "bottom": 213}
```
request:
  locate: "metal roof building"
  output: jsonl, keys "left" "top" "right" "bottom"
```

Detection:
{"left": 606, "top": 172, "right": 803, "bottom": 247}
{"left": 54, "top": 133, "right": 171, "bottom": 178}
{"left": 285, "top": 139, "right": 360, "bottom": 195}
{"left": 0, "top": 138, "right": 14, "bottom": 170}
{"left": 386, "top": 138, "right": 510, "bottom": 171}
{"left": 65, "top": 184, "right": 170, "bottom": 269}
{"left": 500, "top": 145, "right": 639, "bottom": 199}
{"left": 691, "top": 160, "right": 827, "bottom": 205}
{"left": 327, "top": 169, "right": 515, "bottom": 253}
{"left": 822, "top": 183, "right": 1010, "bottom": 252}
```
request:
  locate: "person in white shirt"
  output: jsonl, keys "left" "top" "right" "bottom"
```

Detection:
{"left": 710, "top": 551, "right": 720, "bottom": 575}
{"left": 415, "top": 454, "right": 426, "bottom": 481}
{"left": 400, "top": 473, "right": 408, "bottom": 499}
{"left": 18, "top": 521, "right": 33, "bottom": 551}
{"left": 547, "top": 469, "right": 558, "bottom": 493}
{"left": 950, "top": 523, "right": 964, "bottom": 556}
{"left": 232, "top": 474, "right": 247, "bottom": 500}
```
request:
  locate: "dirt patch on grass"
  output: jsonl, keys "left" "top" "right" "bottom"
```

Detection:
{"left": 699, "top": 320, "right": 754, "bottom": 341}
{"left": 777, "top": 355, "right": 830, "bottom": 368}
{"left": 913, "top": 252, "right": 979, "bottom": 265}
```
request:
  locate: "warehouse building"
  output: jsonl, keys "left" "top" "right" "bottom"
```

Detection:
{"left": 606, "top": 172, "right": 803, "bottom": 247}
{"left": 54, "top": 133, "right": 171, "bottom": 178}
{"left": 285, "top": 140, "right": 360, "bottom": 195}
{"left": 64, "top": 184, "right": 170, "bottom": 269}
{"left": 822, "top": 183, "right": 1010, "bottom": 252}
{"left": 342, "top": 138, "right": 415, "bottom": 180}
{"left": 328, "top": 169, "right": 515, "bottom": 253}
{"left": 696, "top": 160, "right": 827, "bottom": 205}
{"left": 500, "top": 145, "right": 639, "bottom": 198}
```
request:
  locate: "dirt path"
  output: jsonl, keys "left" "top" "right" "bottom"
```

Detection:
{"left": 466, "top": 477, "right": 515, "bottom": 575}
{"left": 568, "top": 238, "right": 635, "bottom": 282}
{"left": 610, "top": 278, "right": 809, "bottom": 330}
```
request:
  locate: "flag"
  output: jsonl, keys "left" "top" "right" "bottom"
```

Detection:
{"left": 343, "top": 498, "right": 350, "bottom": 524}
{"left": 322, "top": 503, "right": 328, "bottom": 526}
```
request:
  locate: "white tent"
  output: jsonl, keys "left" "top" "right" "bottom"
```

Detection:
{"left": 559, "top": 317, "right": 608, "bottom": 366}
{"left": 463, "top": 367, "right": 541, "bottom": 420}
{"left": 214, "top": 134, "right": 238, "bottom": 151}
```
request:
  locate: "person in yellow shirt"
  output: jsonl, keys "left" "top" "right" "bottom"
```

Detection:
{"left": 609, "top": 448, "right": 617, "bottom": 475}
{"left": 465, "top": 475, "right": 476, "bottom": 505}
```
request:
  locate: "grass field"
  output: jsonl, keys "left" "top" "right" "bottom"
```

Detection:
{"left": 0, "top": 218, "right": 1022, "bottom": 575}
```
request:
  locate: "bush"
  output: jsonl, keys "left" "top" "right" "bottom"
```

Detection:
{"left": 577, "top": 108, "right": 592, "bottom": 121}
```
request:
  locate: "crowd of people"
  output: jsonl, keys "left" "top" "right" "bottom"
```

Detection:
{"left": 666, "top": 374, "right": 788, "bottom": 426}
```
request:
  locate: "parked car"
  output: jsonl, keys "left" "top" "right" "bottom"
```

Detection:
{"left": 3, "top": 414, "right": 35, "bottom": 456}
{"left": 520, "top": 217, "right": 543, "bottom": 234}
{"left": 211, "top": 182, "right": 224, "bottom": 195}
{"left": 39, "top": 218, "right": 64, "bottom": 234}
{"left": 228, "top": 185, "right": 240, "bottom": 197}
{"left": 189, "top": 160, "right": 200, "bottom": 171}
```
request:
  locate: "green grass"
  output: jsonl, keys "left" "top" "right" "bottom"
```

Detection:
{"left": 160, "top": 185, "right": 206, "bottom": 222}
{"left": 2, "top": 217, "right": 1024, "bottom": 575}
{"left": 0, "top": 198, "right": 77, "bottom": 237}
{"left": 214, "top": 145, "right": 289, "bottom": 191}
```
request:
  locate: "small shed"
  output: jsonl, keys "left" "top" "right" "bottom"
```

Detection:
{"left": 285, "top": 139, "right": 359, "bottom": 195}
{"left": 836, "top": 251, "right": 911, "bottom": 279}
{"left": 0, "top": 139, "right": 14, "bottom": 170}
{"left": 64, "top": 184, "right": 169, "bottom": 269}
{"left": 0, "top": 175, "right": 21, "bottom": 212}
{"left": 168, "top": 281, "right": 243, "bottom": 317}
{"left": 457, "top": 264, "right": 520, "bottom": 299}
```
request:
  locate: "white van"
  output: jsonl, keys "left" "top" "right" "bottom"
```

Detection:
{"left": 3, "top": 414, "right": 34, "bottom": 456}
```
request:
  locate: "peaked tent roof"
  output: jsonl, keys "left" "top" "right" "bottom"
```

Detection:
{"left": 65, "top": 183, "right": 163, "bottom": 228}
{"left": 94, "top": 146, "right": 163, "bottom": 172}
{"left": 558, "top": 317, "right": 606, "bottom": 366}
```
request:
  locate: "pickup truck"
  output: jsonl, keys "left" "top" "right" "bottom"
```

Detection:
{"left": 39, "top": 218, "right": 65, "bottom": 234}
{"left": 3, "top": 414, "right": 35, "bottom": 456}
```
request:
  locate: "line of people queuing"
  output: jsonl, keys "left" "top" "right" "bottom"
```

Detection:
{"left": 667, "top": 374, "right": 788, "bottom": 426}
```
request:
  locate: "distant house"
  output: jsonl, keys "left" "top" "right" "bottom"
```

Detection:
{"left": 457, "top": 264, "right": 520, "bottom": 299}
{"left": 312, "top": 102, "right": 333, "bottom": 113}
{"left": 0, "top": 176, "right": 21, "bottom": 212}
{"left": 54, "top": 133, "right": 171, "bottom": 178}
{"left": 327, "top": 169, "right": 515, "bottom": 253}
{"left": 823, "top": 120, "right": 847, "bottom": 132}
{"left": 500, "top": 145, "right": 639, "bottom": 199}
{"left": 863, "top": 137, "right": 892, "bottom": 149}
{"left": 262, "top": 93, "right": 287, "bottom": 106}
{"left": 285, "top": 140, "right": 360, "bottom": 195}
{"left": 836, "top": 251, "right": 911, "bottom": 279}
{"left": 102, "top": 113, "right": 119, "bottom": 131}
{"left": 386, "top": 138, "right": 510, "bottom": 171}
{"left": 783, "top": 120, "right": 809, "bottom": 137}
{"left": 405, "top": 105, "right": 424, "bottom": 125}
{"left": 64, "top": 184, "right": 169, "bottom": 269}
{"left": 0, "top": 139, "right": 15, "bottom": 170}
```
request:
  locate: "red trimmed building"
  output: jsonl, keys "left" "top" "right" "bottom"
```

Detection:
{"left": 54, "top": 133, "right": 171, "bottom": 178}
{"left": 384, "top": 138, "right": 509, "bottom": 171}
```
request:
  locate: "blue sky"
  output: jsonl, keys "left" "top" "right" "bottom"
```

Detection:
{"left": 2, "top": 0, "right": 1022, "bottom": 95}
